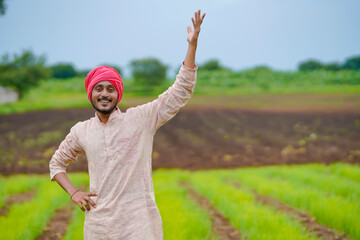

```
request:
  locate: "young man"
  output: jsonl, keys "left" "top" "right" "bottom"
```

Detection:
{"left": 49, "top": 10, "right": 205, "bottom": 240}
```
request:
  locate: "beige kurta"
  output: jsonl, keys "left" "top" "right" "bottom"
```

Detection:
{"left": 49, "top": 64, "right": 197, "bottom": 240}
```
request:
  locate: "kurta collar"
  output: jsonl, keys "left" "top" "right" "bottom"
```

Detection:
{"left": 94, "top": 107, "right": 122, "bottom": 124}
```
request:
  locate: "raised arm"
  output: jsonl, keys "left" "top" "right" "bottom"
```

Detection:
{"left": 136, "top": 10, "right": 206, "bottom": 133}
{"left": 184, "top": 9, "right": 206, "bottom": 69}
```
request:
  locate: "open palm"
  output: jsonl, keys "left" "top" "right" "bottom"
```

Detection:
{"left": 187, "top": 9, "right": 206, "bottom": 45}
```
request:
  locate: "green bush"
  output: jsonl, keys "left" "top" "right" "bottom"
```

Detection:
{"left": 299, "top": 56, "right": 360, "bottom": 72}
{"left": 342, "top": 56, "right": 360, "bottom": 71}
{"left": 199, "top": 59, "right": 223, "bottom": 71}
{"left": 50, "top": 63, "right": 77, "bottom": 79}
{"left": 129, "top": 58, "right": 168, "bottom": 91}
{"left": 0, "top": 50, "right": 51, "bottom": 97}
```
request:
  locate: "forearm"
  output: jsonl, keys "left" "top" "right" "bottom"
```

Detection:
{"left": 184, "top": 43, "right": 197, "bottom": 69}
{"left": 184, "top": 9, "right": 205, "bottom": 69}
{"left": 54, "top": 172, "right": 79, "bottom": 197}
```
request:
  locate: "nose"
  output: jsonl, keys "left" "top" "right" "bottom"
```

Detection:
{"left": 101, "top": 89, "right": 110, "bottom": 97}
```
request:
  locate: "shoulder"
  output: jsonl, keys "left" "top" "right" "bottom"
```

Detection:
{"left": 70, "top": 119, "right": 91, "bottom": 136}
{"left": 125, "top": 101, "right": 155, "bottom": 115}
{"left": 72, "top": 119, "right": 88, "bottom": 129}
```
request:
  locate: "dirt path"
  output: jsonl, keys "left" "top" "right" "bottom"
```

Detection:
{"left": 36, "top": 203, "right": 74, "bottom": 240}
{"left": 229, "top": 180, "right": 349, "bottom": 240}
{"left": 255, "top": 194, "right": 349, "bottom": 240}
{"left": 181, "top": 182, "right": 241, "bottom": 240}
{"left": 0, "top": 189, "right": 36, "bottom": 215}
{"left": 36, "top": 186, "right": 88, "bottom": 240}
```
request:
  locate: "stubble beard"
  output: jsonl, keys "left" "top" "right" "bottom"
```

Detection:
{"left": 91, "top": 97, "right": 118, "bottom": 115}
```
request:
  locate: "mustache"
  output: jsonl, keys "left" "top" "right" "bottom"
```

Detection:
{"left": 98, "top": 97, "right": 112, "bottom": 102}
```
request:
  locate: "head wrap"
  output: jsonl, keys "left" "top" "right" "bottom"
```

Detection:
{"left": 85, "top": 66, "right": 123, "bottom": 104}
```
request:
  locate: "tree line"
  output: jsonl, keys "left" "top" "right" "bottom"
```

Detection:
{"left": 0, "top": 50, "right": 169, "bottom": 97}
{"left": 0, "top": 50, "right": 359, "bottom": 98}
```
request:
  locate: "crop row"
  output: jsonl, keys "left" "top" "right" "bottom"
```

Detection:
{"left": 0, "top": 163, "right": 359, "bottom": 239}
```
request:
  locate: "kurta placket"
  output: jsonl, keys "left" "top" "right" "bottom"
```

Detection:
{"left": 49, "top": 64, "right": 197, "bottom": 240}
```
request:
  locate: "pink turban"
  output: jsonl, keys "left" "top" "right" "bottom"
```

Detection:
{"left": 85, "top": 66, "right": 123, "bottom": 104}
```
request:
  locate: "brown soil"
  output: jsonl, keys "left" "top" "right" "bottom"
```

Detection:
{"left": 180, "top": 181, "right": 241, "bottom": 240}
{"left": 36, "top": 203, "right": 74, "bottom": 240}
{"left": 0, "top": 107, "right": 360, "bottom": 174}
{"left": 230, "top": 180, "right": 349, "bottom": 240}
{"left": 0, "top": 189, "right": 36, "bottom": 215}
{"left": 255, "top": 195, "right": 348, "bottom": 240}
{"left": 36, "top": 186, "right": 87, "bottom": 240}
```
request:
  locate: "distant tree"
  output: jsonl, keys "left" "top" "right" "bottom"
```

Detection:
{"left": 0, "top": 50, "right": 51, "bottom": 97}
{"left": 298, "top": 59, "right": 324, "bottom": 71}
{"left": 323, "top": 62, "right": 341, "bottom": 71}
{"left": 342, "top": 56, "right": 360, "bottom": 71}
{"left": 200, "top": 59, "right": 223, "bottom": 71}
{"left": 50, "top": 63, "right": 77, "bottom": 79}
{"left": 77, "top": 69, "right": 91, "bottom": 77}
{"left": 0, "top": 0, "right": 6, "bottom": 15}
{"left": 251, "top": 65, "right": 272, "bottom": 72}
{"left": 130, "top": 58, "right": 167, "bottom": 88}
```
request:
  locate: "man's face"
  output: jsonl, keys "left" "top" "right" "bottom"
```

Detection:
{"left": 91, "top": 81, "right": 118, "bottom": 115}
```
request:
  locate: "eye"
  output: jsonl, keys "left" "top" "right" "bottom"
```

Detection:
{"left": 95, "top": 86, "right": 102, "bottom": 91}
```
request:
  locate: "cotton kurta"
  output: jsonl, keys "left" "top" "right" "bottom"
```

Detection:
{"left": 49, "top": 64, "right": 197, "bottom": 240}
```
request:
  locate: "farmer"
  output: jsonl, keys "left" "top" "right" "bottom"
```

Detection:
{"left": 49, "top": 10, "right": 206, "bottom": 239}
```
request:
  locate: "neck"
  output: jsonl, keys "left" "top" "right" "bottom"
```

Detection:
{"left": 96, "top": 109, "right": 115, "bottom": 124}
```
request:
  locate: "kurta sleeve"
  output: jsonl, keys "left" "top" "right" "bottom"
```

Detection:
{"left": 138, "top": 63, "right": 198, "bottom": 133}
{"left": 49, "top": 125, "right": 83, "bottom": 181}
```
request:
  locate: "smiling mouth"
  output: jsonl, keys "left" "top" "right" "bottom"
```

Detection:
{"left": 98, "top": 98, "right": 112, "bottom": 103}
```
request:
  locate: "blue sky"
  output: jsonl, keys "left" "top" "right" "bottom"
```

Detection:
{"left": 0, "top": 0, "right": 359, "bottom": 75}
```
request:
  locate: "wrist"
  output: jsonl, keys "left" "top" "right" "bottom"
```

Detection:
{"left": 188, "top": 42, "right": 198, "bottom": 49}
{"left": 69, "top": 188, "right": 79, "bottom": 198}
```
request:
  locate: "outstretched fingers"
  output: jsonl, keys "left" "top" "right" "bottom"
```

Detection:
{"left": 192, "top": 9, "right": 206, "bottom": 30}
{"left": 195, "top": 9, "right": 200, "bottom": 22}
{"left": 201, "top": 12, "right": 206, "bottom": 21}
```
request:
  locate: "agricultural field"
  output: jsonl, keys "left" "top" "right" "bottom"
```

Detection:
{"left": 1, "top": 67, "right": 360, "bottom": 239}
{"left": 0, "top": 108, "right": 359, "bottom": 174}
{"left": 0, "top": 163, "right": 359, "bottom": 239}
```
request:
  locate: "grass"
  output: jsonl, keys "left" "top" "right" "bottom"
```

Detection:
{"left": 253, "top": 164, "right": 360, "bottom": 201}
{"left": 196, "top": 68, "right": 360, "bottom": 94}
{"left": 62, "top": 207, "right": 85, "bottom": 240}
{"left": 0, "top": 174, "right": 45, "bottom": 209}
{"left": 324, "top": 162, "right": 360, "bottom": 183}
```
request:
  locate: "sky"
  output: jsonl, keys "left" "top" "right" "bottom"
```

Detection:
{"left": 0, "top": 0, "right": 359, "bottom": 76}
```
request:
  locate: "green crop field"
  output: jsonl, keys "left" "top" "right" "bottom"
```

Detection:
{"left": 0, "top": 163, "right": 359, "bottom": 240}
{"left": 1, "top": 68, "right": 360, "bottom": 115}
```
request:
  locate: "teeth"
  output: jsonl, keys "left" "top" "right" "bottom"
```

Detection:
{"left": 100, "top": 100, "right": 109, "bottom": 103}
